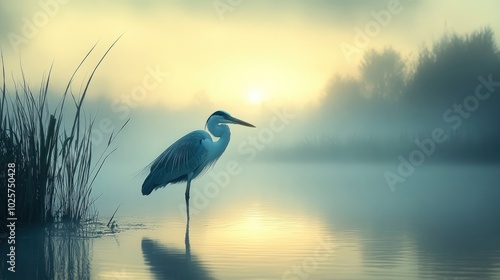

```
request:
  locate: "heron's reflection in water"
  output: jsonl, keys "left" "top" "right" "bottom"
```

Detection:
{"left": 141, "top": 220, "right": 213, "bottom": 280}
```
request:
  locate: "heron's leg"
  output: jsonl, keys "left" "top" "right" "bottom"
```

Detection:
{"left": 185, "top": 180, "right": 191, "bottom": 221}
{"left": 185, "top": 217, "right": 191, "bottom": 260}
{"left": 185, "top": 179, "right": 191, "bottom": 200}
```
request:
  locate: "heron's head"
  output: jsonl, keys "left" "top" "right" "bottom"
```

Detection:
{"left": 205, "top": 110, "right": 256, "bottom": 129}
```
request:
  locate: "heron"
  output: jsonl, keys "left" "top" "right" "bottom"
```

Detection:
{"left": 142, "top": 110, "right": 255, "bottom": 219}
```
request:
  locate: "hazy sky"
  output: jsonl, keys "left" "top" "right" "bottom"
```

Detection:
{"left": 2, "top": 0, "right": 500, "bottom": 112}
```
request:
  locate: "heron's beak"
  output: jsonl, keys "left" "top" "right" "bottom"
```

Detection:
{"left": 228, "top": 116, "right": 256, "bottom": 128}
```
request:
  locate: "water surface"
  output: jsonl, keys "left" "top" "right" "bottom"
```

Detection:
{"left": 2, "top": 162, "right": 500, "bottom": 279}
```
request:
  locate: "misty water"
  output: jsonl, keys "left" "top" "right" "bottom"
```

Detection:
{"left": 2, "top": 161, "right": 500, "bottom": 279}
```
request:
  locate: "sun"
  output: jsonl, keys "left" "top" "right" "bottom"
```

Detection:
{"left": 247, "top": 89, "right": 264, "bottom": 104}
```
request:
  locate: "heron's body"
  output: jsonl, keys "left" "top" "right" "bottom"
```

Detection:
{"left": 142, "top": 129, "right": 226, "bottom": 195}
{"left": 141, "top": 110, "right": 254, "bottom": 219}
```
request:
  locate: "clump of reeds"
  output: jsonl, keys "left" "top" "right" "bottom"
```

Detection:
{"left": 0, "top": 39, "right": 126, "bottom": 229}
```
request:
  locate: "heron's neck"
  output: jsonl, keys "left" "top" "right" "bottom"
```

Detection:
{"left": 207, "top": 121, "right": 231, "bottom": 158}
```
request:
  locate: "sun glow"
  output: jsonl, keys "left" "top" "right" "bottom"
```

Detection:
{"left": 247, "top": 89, "right": 264, "bottom": 104}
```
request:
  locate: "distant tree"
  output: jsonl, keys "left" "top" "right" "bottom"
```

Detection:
{"left": 359, "top": 48, "right": 406, "bottom": 101}
{"left": 297, "top": 27, "right": 500, "bottom": 162}
{"left": 406, "top": 27, "right": 500, "bottom": 107}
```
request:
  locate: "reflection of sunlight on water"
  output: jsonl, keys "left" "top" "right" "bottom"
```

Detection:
{"left": 199, "top": 202, "right": 337, "bottom": 279}
{"left": 209, "top": 202, "right": 327, "bottom": 244}
{"left": 140, "top": 199, "right": 343, "bottom": 279}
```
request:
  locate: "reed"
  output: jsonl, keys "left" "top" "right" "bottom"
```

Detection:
{"left": 0, "top": 39, "right": 125, "bottom": 229}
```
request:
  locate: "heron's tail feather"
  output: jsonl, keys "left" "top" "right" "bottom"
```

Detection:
{"left": 142, "top": 169, "right": 187, "bottom": 195}
{"left": 142, "top": 172, "right": 166, "bottom": 195}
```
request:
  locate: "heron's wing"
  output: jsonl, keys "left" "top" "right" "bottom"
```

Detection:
{"left": 142, "top": 130, "right": 211, "bottom": 195}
